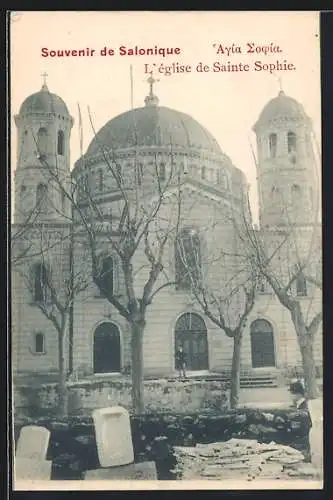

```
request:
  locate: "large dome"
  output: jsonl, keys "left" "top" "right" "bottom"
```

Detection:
{"left": 19, "top": 84, "right": 70, "bottom": 117}
{"left": 86, "top": 105, "right": 223, "bottom": 157}
{"left": 253, "top": 91, "right": 308, "bottom": 130}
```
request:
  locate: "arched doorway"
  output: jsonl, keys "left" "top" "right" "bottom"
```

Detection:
{"left": 93, "top": 322, "right": 121, "bottom": 374}
{"left": 250, "top": 319, "right": 276, "bottom": 368}
{"left": 175, "top": 312, "right": 208, "bottom": 371}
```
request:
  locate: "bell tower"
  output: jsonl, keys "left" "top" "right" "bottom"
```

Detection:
{"left": 14, "top": 76, "right": 74, "bottom": 224}
{"left": 253, "top": 90, "right": 319, "bottom": 229}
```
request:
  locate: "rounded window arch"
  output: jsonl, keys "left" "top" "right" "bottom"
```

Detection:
{"left": 175, "top": 228, "right": 202, "bottom": 290}
{"left": 269, "top": 133, "right": 277, "bottom": 158}
{"left": 32, "top": 262, "right": 49, "bottom": 302}
{"left": 57, "top": 130, "right": 65, "bottom": 155}
{"left": 37, "top": 127, "right": 48, "bottom": 155}
{"left": 175, "top": 312, "right": 208, "bottom": 371}
{"left": 93, "top": 322, "right": 121, "bottom": 373}
{"left": 250, "top": 319, "right": 276, "bottom": 368}
{"left": 287, "top": 131, "right": 297, "bottom": 153}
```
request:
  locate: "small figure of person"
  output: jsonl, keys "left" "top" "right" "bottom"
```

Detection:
{"left": 175, "top": 346, "right": 187, "bottom": 378}
{"left": 289, "top": 379, "right": 312, "bottom": 462}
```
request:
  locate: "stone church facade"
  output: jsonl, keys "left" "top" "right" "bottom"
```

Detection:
{"left": 12, "top": 80, "right": 322, "bottom": 382}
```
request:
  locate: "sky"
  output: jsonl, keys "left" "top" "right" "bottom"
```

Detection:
{"left": 10, "top": 11, "right": 321, "bottom": 222}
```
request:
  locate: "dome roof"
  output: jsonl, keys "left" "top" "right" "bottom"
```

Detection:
{"left": 19, "top": 84, "right": 70, "bottom": 116}
{"left": 254, "top": 91, "right": 308, "bottom": 130}
{"left": 86, "top": 105, "right": 223, "bottom": 157}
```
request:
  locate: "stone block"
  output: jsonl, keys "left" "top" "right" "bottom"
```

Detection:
{"left": 84, "top": 461, "right": 158, "bottom": 480}
{"left": 92, "top": 406, "right": 134, "bottom": 468}
{"left": 14, "top": 457, "right": 52, "bottom": 480}
{"left": 15, "top": 425, "right": 50, "bottom": 460}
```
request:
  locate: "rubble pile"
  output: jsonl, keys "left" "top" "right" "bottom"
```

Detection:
{"left": 172, "top": 438, "right": 317, "bottom": 481}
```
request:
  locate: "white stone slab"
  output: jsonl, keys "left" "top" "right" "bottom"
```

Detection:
{"left": 308, "top": 398, "right": 323, "bottom": 472}
{"left": 14, "top": 457, "right": 52, "bottom": 480}
{"left": 92, "top": 406, "right": 134, "bottom": 468}
{"left": 16, "top": 426, "right": 50, "bottom": 460}
{"left": 84, "top": 462, "right": 157, "bottom": 480}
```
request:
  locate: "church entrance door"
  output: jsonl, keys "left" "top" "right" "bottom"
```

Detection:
{"left": 93, "top": 322, "right": 121, "bottom": 374}
{"left": 175, "top": 312, "right": 209, "bottom": 371}
{"left": 250, "top": 319, "right": 276, "bottom": 368}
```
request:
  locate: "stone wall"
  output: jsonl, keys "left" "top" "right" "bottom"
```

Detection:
{"left": 13, "top": 408, "right": 313, "bottom": 480}
{"left": 14, "top": 378, "right": 229, "bottom": 418}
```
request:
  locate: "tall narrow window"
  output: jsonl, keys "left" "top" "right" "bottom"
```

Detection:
{"left": 37, "top": 127, "right": 48, "bottom": 156}
{"left": 57, "top": 130, "right": 65, "bottom": 155}
{"left": 159, "top": 163, "right": 166, "bottom": 181}
{"left": 291, "top": 184, "right": 301, "bottom": 205}
{"left": 36, "top": 183, "right": 48, "bottom": 210}
{"left": 98, "top": 169, "right": 104, "bottom": 192}
{"left": 116, "top": 164, "right": 122, "bottom": 182}
{"left": 35, "top": 332, "right": 45, "bottom": 354}
{"left": 33, "top": 263, "right": 49, "bottom": 302}
{"left": 175, "top": 228, "right": 201, "bottom": 290}
{"left": 201, "top": 166, "right": 206, "bottom": 180}
{"left": 98, "top": 256, "right": 114, "bottom": 296}
{"left": 216, "top": 169, "right": 221, "bottom": 183}
{"left": 137, "top": 163, "right": 143, "bottom": 186}
{"left": 287, "top": 131, "right": 297, "bottom": 153}
{"left": 269, "top": 133, "right": 277, "bottom": 158}
{"left": 296, "top": 272, "right": 307, "bottom": 297}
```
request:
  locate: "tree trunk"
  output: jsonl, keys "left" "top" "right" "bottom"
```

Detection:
{"left": 131, "top": 321, "right": 145, "bottom": 414}
{"left": 230, "top": 331, "right": 242, "bottom": 409}
{"left": 298, "top": 337, "right": 318, "bottom": 399}
{"left": 58, "top": 331, "right": 68, "bottom": 418}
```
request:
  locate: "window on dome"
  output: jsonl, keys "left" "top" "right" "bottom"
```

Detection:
{"left": 175, "top": 228, "right": 202, "bottom": 290}
{"left": 57, "top": 130, "right": 64, "bottom": 155}
{"left": 287, "top": 131, "right": 297, "bottom": 153}
{"left": 159, "top": 163, "right": 166, "bottom": 181}
{"left": 98, "top": 169, "right": 104, "bottom": 192}
{"left": 37, "top": 127, "right": 48, "bottom": 156}
{"left": 269, "top": 133, "right": 277, "bottom": 158}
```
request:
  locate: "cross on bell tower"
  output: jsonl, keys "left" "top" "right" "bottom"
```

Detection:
{"left": 144, "top": 71, "right": 159, "bottom": 107}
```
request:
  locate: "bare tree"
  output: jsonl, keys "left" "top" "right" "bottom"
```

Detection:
{"left": 15, "top": 222, "right": 91, "bottom": 417}
{"left": 34, "top": 109, "right": 184, "bottom": 413}
{"left": 175, "top": 204, "right": 257, "bottom": 408}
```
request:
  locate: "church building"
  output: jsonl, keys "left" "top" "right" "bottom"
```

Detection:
{"left": 12, "top": 77, "right": 322, "bottom": 384}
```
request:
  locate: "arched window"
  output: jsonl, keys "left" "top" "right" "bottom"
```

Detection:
{"left": 34, "top": 332, "right": 45, "bottom": 354}
{"left": 159, "top": 163, "right": 166, "bottom": 181}
{"left": 137, "top": 163, "right": 143, "bottom": 186}
{"left": 287, "top": 131, "right": 297, "bottom": 153}
{"left": 98, "top": 256, "right": 114, "bottom": 296}
{"left": 57, "top": 130, "right": 64, "bottom": 155}
{"left": 296, "top": 272, "right": 307, "bottom": 297}
{"left": 36, "top": 183, "right": 48, "bottom": 210}
{"left": 269, "top": 133, "right": 277, "bottom": 158}
{"left": 33, "top": 263, "right": 49, "bottom": 302}
{"left": 20, "top": 185, "right": 27, "bottom": 195}
{"left": 216, "top": 169, "right": 221, "bottom": 183}
{"left": 37, "top": 127, "right": 48, "bottom": 156}
{"left": 201, "top": 166, "right": 206, "bottom": 180}
{"left": 175, "top": 312, "right": 208, "bottom": 371}
{"left": 93, "top": 322, "right": 121, "bottom": 373}
{"left": 250, "top": 319, "right": 275, "bottom": 368}
{"left": 175, "top": 228, "right": 201, "bottom": 290}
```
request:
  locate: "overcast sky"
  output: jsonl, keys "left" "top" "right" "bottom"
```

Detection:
{"left": 10, "top": 11, "right": 321, "bottom": 221}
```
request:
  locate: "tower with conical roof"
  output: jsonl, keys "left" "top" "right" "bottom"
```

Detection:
{"left": 14, "top": 77, "right": 74, "bottom": 223}
{"left": 253, "top": 90, "right": 319, "bottom": 229}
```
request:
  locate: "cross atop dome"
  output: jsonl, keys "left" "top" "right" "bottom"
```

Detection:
{"left": 144, "top": 71, "right": 159, "bottom": 107}
{"left": 41, "top": 72, "right": 49, "bottom": 91}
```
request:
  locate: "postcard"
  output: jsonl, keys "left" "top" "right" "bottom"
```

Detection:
{"left": 10, "top": 10, "right": 322, "bottom": 490}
